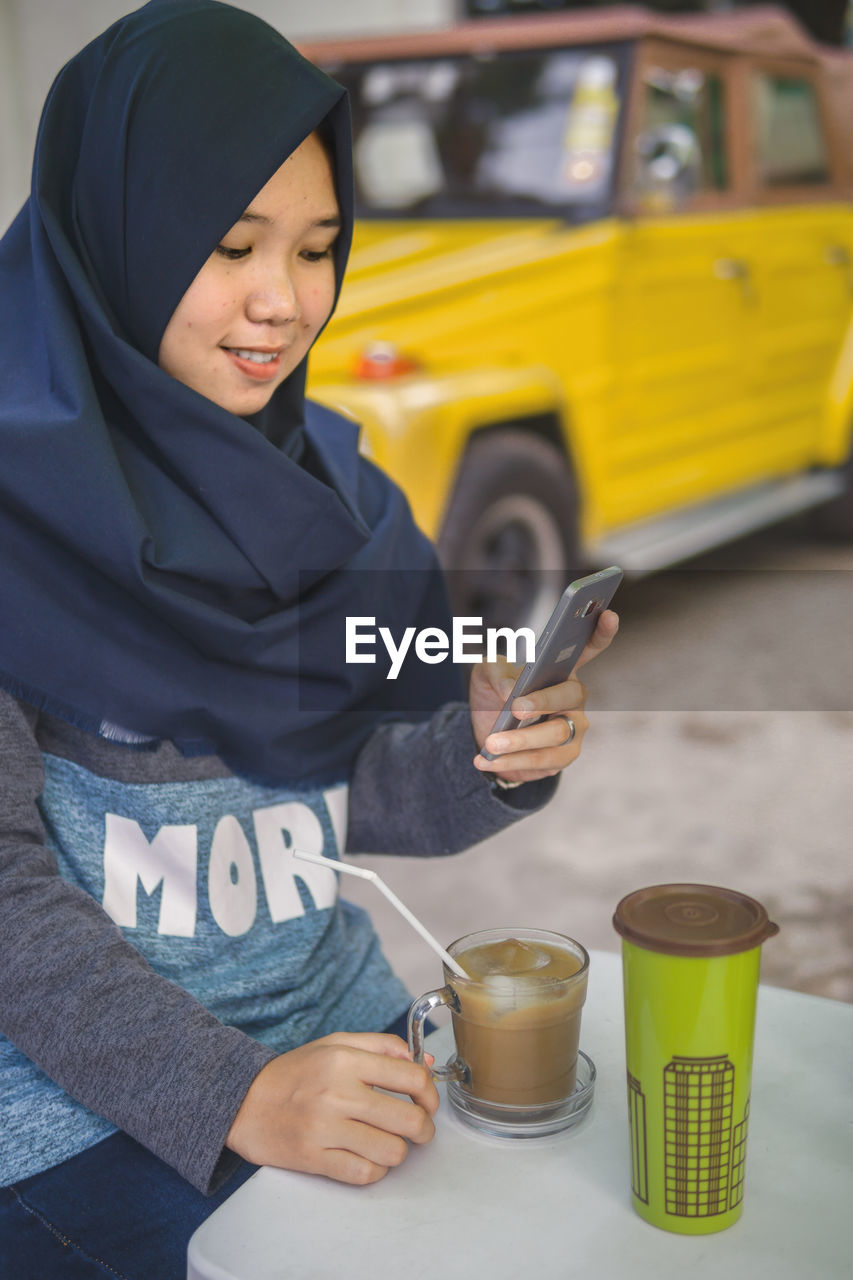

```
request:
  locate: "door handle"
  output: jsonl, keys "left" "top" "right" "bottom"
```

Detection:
{"left": 713, "top": 257, "right": 754, "bottom": 301}
{"left": 823, "top": 244, "right": 853, "bottom": 294}
{"left": 823, "top": 244, "right": 850, "bottom": 267}
{"left": 713, "top": 257, "right": 750, "bottom": 281}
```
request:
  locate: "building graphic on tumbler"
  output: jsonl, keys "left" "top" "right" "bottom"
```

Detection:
{"left": 627, "top": 1072, "right": 649, "bottom": 1203}
{"left": 663, "top": 1055, "right": 747, "bottom": 1217}
{"left": 627, "top": 1055, "right": 749, "bottom": 1218}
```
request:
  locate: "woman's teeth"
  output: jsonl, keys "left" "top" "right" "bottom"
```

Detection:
{"left": 231, "top": 349, "right": 277, "bottom": 363}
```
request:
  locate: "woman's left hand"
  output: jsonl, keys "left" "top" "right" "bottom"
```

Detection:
{"left": 469, "top": 609, "right": 618, "bottom": 787}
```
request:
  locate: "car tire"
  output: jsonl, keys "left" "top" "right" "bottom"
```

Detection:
{"left": 436, "top": 428, "right": 581, "bottom": 633}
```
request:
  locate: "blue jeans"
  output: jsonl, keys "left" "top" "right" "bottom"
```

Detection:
{"left": 0, "top": 1132, "right": 259, "bottom": 1280}
{"left": 0, "top": 1012, "right": 420, "bottom": 1278}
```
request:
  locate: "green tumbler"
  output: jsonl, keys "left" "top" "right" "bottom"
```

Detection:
{"left": 613, "top": 884, "right": 778, "bottom": 1235}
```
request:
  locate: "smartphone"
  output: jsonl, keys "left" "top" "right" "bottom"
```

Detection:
{"left": 480, "top": 566, "right": 622, "bottom": 759}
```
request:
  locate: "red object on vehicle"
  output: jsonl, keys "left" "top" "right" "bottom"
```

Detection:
{"left": 353, "top": 342, "right": 420, "bottom": 380}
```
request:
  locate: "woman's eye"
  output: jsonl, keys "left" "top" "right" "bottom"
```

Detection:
{"left": 215, "top": 245, "right": 251, "bottom": 261}
{"left": 301, "top": 246, "right": 334, "bottom": 263}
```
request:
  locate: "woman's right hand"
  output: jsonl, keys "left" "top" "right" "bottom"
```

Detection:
{"left": 225, "top": 1032, "right": 439, "bottom": 1184}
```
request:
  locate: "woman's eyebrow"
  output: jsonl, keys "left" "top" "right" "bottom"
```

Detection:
{"left": 237, "top": 211, "right": 342, "bottom": 229}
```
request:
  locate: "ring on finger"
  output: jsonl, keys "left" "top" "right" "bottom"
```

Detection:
{"left": 556, "top": 716, "right": 576, "bottom": 746}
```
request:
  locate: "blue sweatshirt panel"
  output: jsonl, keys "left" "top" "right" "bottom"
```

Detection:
{"left": 0, "top": 754, "right": 409, "bottom": 1184}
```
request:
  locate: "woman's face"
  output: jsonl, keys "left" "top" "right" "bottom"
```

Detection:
{"left": 158, "top": 132, "right": 340, "bottom": 415}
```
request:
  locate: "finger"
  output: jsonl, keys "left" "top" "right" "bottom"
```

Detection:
{"left": 483, "top": 711, "right": 581, "bottom": 759}
{"left": 494, "top": 656, "right": 523, "bottom": 687}
{"left": 475, "top": 712, "right": 589, "bottom": 775}
{"left": 353, "top": 1088, "right": 437, "bottom": 1146}
{"left": 476, "top": 742, "right": 579, "bottom": 776}
{"left": 574, "top": 609, "right": 619, "bottom": 669}
{"left": 510, "top": 677, "right": 587, "bottom": 722}
{"left": 471, "top": 659, "right": 521, "bottom": 703}
{"left": 317, "top": 1147, "right": 390, "bottom": 1186}
{"left": 322, "top": 1032, "right": 414, "bottom": 1060}
{"left": 345, "top": 1048, "right": 440, "bottom": 1115}
{"left": 316, "top": 1038, "right": 439, "bottom": 1114}
{"left": 336, "top": 1118, "right": 411, "bottom": 1171}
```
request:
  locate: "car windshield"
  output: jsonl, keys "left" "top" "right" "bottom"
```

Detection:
{"left": 332, "top": 42, "right": 629, "bottom": 220}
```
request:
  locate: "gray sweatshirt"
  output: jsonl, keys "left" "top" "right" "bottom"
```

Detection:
{"left": 0, "top": 691, "right": 555, "bottom": 1193}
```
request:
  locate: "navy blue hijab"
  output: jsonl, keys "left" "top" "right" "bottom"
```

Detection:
{"left": 0, "top": 0, "right": 461, "bottom": 783}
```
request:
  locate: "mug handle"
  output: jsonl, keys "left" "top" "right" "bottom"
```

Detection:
{"left": 407, "top": 985, "right": 468, "bottom": 1085}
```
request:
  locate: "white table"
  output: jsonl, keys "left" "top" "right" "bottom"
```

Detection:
{"left": 187, "top": 950, "right": 853, "bottom": 1280}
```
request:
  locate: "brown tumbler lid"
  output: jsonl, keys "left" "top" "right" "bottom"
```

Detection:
{"left": 613, "top": 884, "right": 779, "bottom": 957}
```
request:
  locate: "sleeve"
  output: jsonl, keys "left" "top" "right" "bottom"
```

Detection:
{"left": 0, "top": 691, "right": 276, "bottom": 1194}
{"left": 346, "top": 701, "right": 559, "bottom": 856}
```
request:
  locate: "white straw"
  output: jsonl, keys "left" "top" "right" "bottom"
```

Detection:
{"left": 292, "top": 849, "right": 467, "bottom": 978}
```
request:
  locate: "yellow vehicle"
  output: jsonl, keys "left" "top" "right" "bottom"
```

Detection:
{"left": 303, "top": 6, "right": 853, "bottom": 625}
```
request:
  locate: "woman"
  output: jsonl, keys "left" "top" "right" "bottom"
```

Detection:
{"left": 0, "top": 2, "right": 616, "bottom": 1275}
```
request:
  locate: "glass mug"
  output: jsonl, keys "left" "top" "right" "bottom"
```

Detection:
{"left": 407, "top": 927, "right": 594, "bottom": 1138}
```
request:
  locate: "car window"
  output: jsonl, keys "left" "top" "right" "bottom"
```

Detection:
{"left": 633, "top": 62, "right": 727, "bottom": 212}
{"left": 335, "top": 44, "right": 629, "bottom": 220}
{"left": 751, "top": 73, "right": 829, "bottom": 187}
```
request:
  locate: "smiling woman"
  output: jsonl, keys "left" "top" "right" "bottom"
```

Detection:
{"left": 0, "top": 2, "right": 615, "bottom": 1276}
{"left": 158, "top": 134, "right": 342, "bottom": 415}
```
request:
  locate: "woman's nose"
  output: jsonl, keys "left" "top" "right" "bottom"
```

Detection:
{"left": 245, "top": 272, "right": 301, "bottom": 325}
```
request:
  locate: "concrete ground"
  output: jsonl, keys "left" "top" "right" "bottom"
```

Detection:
{"left": 346, "top": 707, "right": 853, "bottom": 1007}
{"left": 343, "top": 521, "right": 853, "bottom": 1008}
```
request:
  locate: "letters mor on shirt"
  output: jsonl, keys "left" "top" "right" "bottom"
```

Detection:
{"left": 101, "top": 787, "right": 349, "bottom": 938}
{"left": 36, "top": 752, "right": 351, "bottom": 940}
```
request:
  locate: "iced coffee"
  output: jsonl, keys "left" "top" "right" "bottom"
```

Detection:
{"left": 451, "top": 936, "right": 586, "bottom": 1105}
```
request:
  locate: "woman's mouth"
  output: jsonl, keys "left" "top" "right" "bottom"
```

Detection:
{"left": 223, "top": 347, "right": 284, "bottom": 380}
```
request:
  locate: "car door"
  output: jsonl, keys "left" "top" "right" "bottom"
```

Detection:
{"left": 734, "top": 56, "right": 853, "bottom": 472}
{"left": 604, "top": 38, "right": 755, "bottom": 532}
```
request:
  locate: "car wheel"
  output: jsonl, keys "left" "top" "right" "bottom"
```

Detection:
{"left": 436, "top": 429, "right": 580, "bottom": 633}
